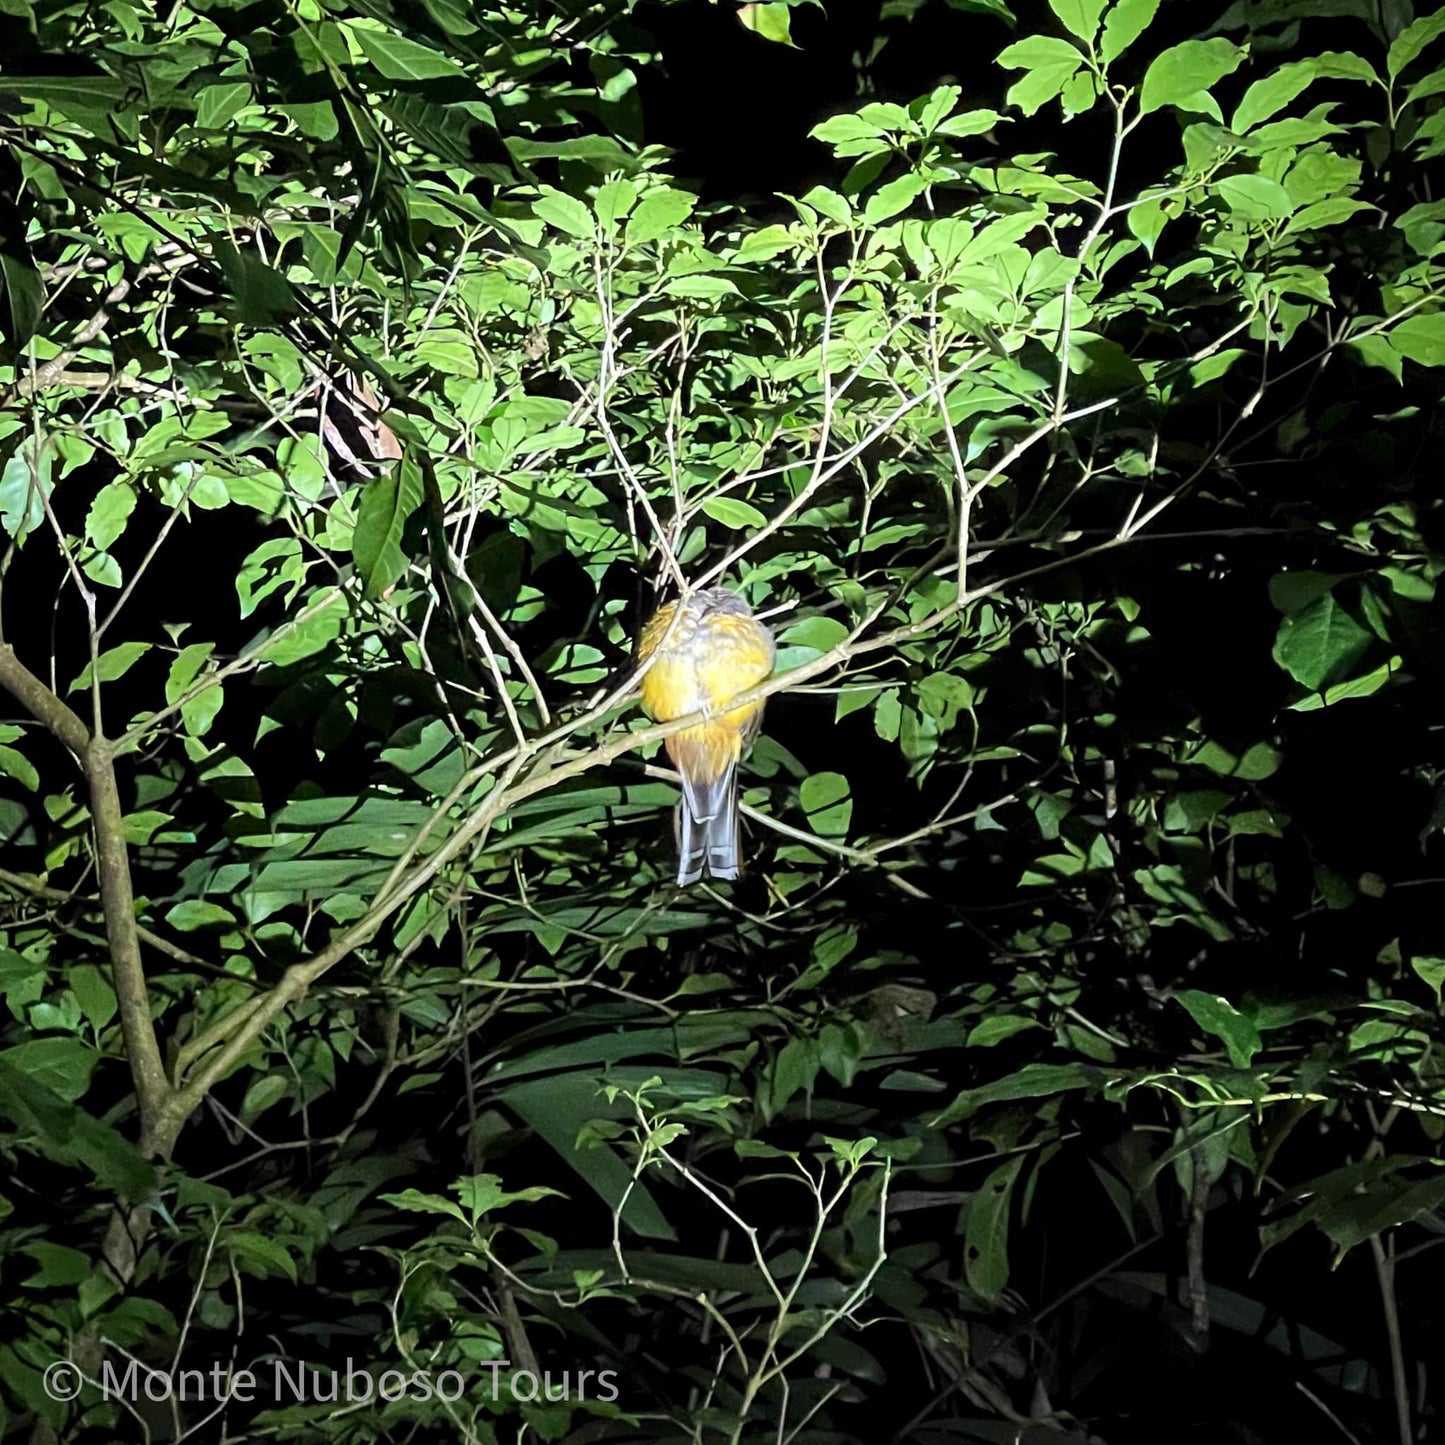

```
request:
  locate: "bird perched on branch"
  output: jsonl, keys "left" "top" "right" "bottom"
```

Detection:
{"left": 636, "top": 587, "right": 775, "bottom": 886}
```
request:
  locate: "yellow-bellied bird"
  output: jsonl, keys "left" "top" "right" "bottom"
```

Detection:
{"left": 636, "top": 587, "right": 775, "bottom": 885}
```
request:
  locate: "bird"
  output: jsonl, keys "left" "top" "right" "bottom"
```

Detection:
{"left": 636, "top": 586, "right": 775, "bottom": 886}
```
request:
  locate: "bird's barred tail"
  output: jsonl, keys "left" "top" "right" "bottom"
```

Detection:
{"left": 675, "top": 764, "right": 740, "bottom": 885}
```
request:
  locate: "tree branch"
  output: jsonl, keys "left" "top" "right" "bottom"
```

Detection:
{"left": 0, "top": 643, "right": 175, "bottom": 1155}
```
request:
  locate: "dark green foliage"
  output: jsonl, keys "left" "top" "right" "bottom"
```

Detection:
{"left": 1, "top": 0, "right": 1444, "bottom": 1440}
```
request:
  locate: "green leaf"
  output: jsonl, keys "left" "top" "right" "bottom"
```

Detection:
{"left": 1272, "top": 592, "right": 1373, "bottom": 691}
{"left": 934, "top": 1062, "right": 1099, "bottom": 1126}
{"left": 84, "top": 481, "right": 137, "bottom": 551}
{"left": 594, "top": 178, "right": 637, "bottom": 228}
{"left": 1139, "top": 39, "right": 1244, "bottom": 115}
{"left": 260, "top": 588, "right": 347, "bottom": 667}
{"left": 935, "top": 108, "right": 1004, "bottom": 138}
{"left": 227, "top": 1231, "right": 298, "bottom": 1282}
{"left": 767, "top": 1035, "right": 820, "bottom": 1115}
{"left": 800, "top": 771, "right": 852, "bottom": 837}
{"left": 700, "top": 495, "right": 767, "bottom": 529}
{"left": 1185, "top": 739, "right": 1282, "bottom": 781}
{"left": 737, "top": 2, "right": 795, "bottom": 45}
{"left": 0, "top": 1038, "right": 99, "bottom": 1103}
{"left": 1231, "top": 52, "right": 1376, "bottom": 132}
{"left": 1099, "top": 0, "right": 1160, "bottom": 65}
{"left": 1321, "top": 1174, "right": 1445, "bottom": 1254}
{"left": 996, "top": 36, "right": 1084, "bottom": 117}
{"left": 966, "top": 1015, "right": 1040, "bottom": 1047}
{"left": 533, "top": 186, "right": 595, "bottom": 239}
{"left": 165, "top": 900, "right": 236, "bottom": 931}
{"left": 213, "top": 241, "right": 298, "bottom": 324}
{"left": 1389, "top": 313, "right": 1445, "bottom": 366}
{"left": 964, "top": 1156, "right": 1023, "bottom": 1299}
{"left": 501, "top": 1075, "right": 675, "bottom": 1239}
{"left": 799, "top": 185, "right": 852, "bottom": 226}
{"left": 1215, "top": 173, "right": 1295, "bottom": 221}
{"left": 1288, "top": 654, "right": 1401, "bottom": 710}
{"left": 0, "top": 744, "right": 38, "bottom": 792}
{"left": 779, "top": 615, "right": 849, "bottom": 654}
{"left": 69, "top": 642, "right": 150, "bottom": 693}
{"left": 626, "top": 189, "right": 696, "bottom": 246}
{"left": 195, "top": 81, "right": 251, "bottom": 129}
{"left": 1174, "top": 990, "right": 1262, "bottom": 1068}
{"left": 1411, "top": 955, "right": 1445, "bottom": 1004}
{"left": 167, "top": 642, "right": 223, "bottom": 738}
{"left": 348, "top": 24, "right": 465, "bottom": 81}
{"left": 1387, "top": 10, "right": 1445, "bottom": 79}
{"left": 353, "top": 459, "right": 424, "bottom": 598}
{"left": 811, "top": 113, "right": 884, "bottom": 146}
{"left": 0, "top": 433, "right": 52, "bottom": 543}
{"left": 0, "top": 250, "right": 44, "bottom": 349}
{"left": 0, "top": 1058, "right": 153, "bottom": 1196}
{"left": 68, "top": 963, "right": 117, "bottom": 1030}
{"left": 864, "top": 174, "right": 931, "bottom": 224}
{"left": 1049, "top": 0, "right": 1107, "bottom": 43}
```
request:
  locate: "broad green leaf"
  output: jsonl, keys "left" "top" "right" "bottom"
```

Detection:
{"left": 1185, "top": 739, "right": 1282, "bottom": 781}
{"left": 84, "top": 481, "right": 136, "bottom": 551}
{"left": 213, "top": 241, "right": 298, "bottom": 324}
{"left": 1099, "top": 0, "right": 1160, "bottom": 65}
{"left": 1139, "top": 39, "right": 1244, "bottom": 115}
{"left": 737, "top": 2, "right": 795, "bottom": 45}
{"left": 0, "top": 745, "right": 38, "bottom": 792}
{"left": 69, "top": 642, "right": 150, "bottom": 693}
{"left": 1288, "top": 654, "right": 1401, "bottom": 710}
{"left": 348, "top": 25, "right": 465, "bottom": 81}
{"left": 594, "top": 178, "right": 637, "bottom": 228}
{"left": 935, "top": 108, "right": 1004, "bottom": 138}
{"left": 260, "top": 588, "right": 346, "bottom": 667}
{"left": 501, "top": 1075, "right": 675, "bottom": 1239}
{"left": 799, "top": 185, "right": 852, "bottom": 226}
{"left": 864, "top": 173, "right": 931, "bottom": 224}
{"left": 0, "top": 1059, "right": 153, "bottom": 1195}
{"left": 1174, "top": 990, "right": 1262, "bottom": 1068}
{"left": 996, "top": 36, "right": 1084, "bottom": 117}
{"left": 1321, "top": 1174, "right": 1445, "bottom": 1254}
{"left": 916, "top": 83, "right": 962, "bottom": 132}
{"left": 0, "top": 1038, "right": 99, "bottom": 1103}
{"left": 780, "top": 616, "right": 849, "bottom": 653}
{"left": 195, "top": 82, "right": 251, "bottom": 129}
{"left": 1387, "top": 10, "right": 1445, "bottom": 78}
{"left": 964, "top": 1156, "right": 1023, "bottom": 1299}
{"left": 966, "top": 1015, "right": 1040, "bottom": 1047}
{"left": 1049, "top": 0, "right": 1107, "bottom": 44}
{"left": 352, "top": 458, "right": 424, "bottom": 598}
{"left": 1231, "top": 52, "right": 1376, "bottom": 132}
{"left": 811, "top": 113, "right": 884, "bottom": 145}
{"left": 626, "top": 189, "right": 695, "bottom": 246}
{"left": 165, "top": 900, "right": 236, "bottom": 930}
{"left": 800, "top": 771, "right": 852, "bottom": 837}
{"left": 533, "top": 186, "right": 594, "bottom": 239}
{"left": 1215, "top": 173, "right": 1296, "bottom": 221}
{"left": 934, "top": 1062, "right": 1099, "bottom": 1126}
{"left": 0, "top": 433, "right": 52, "bottom": 543}
{"left": 700, "top": 496, "right": 767, "bottom": 529}
{"left": 227, "top": 1231, "right": 298, "bottom": 1282}
{"left": 68, "top": 964, "right": 117, "bottom": 1031}
{"left": 0, "top": 251, "right": 44, "bottom": 349}
{"left": 1272, "top": 592, "right": 1373, "bottom": 691}
{"left": 1389, "top": 312, "right": 1445, "bottom": 365}
{"left": 1411, "top": 955, "right": 1445, "bottom": 1004}
{"left": 1283, "top": 197, "right": 1372, "bottom": 234}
